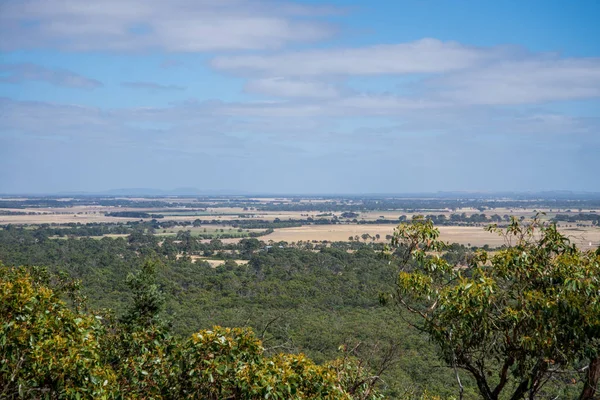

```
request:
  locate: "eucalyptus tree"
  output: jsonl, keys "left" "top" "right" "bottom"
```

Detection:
{"left": 386, "top": 216, "right": 600, "bottom": 399}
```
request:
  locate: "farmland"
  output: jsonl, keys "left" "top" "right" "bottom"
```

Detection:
{"left": 259, "top": 223, "right": 600, "bottom": 249}
{"left": 1, "top": 194, "right": 600, "bottom": 249}
{"left": 1, "top": 193, "right": 599, "bottom": 398}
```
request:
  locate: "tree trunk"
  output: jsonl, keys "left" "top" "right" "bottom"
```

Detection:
{"left": 580, "top": 356, "right": 600, "bottom": 400}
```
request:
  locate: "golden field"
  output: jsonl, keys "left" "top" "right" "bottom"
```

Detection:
{"left": 1, "top": 203, "right": 598, "bottom": 249}
{"left": 259, "top": 224, "right": 600, "bottom": 249}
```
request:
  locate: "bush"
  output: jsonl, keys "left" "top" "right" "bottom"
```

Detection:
{"left": 1, "top": 263, "right": 383, "bottom": 399}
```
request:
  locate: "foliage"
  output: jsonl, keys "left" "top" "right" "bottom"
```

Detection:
{"left": 0, "top": 262, "right": 387, "bottom": 399}
{"left": 0, "top": 225, "right": 502, "bottom": 397}
{"left": 106, "top": 211, "right": 164, "bottom": 219}
{"left": 120, "top": 259, "right": 166, "bottom": 328}
{"left": 104, "top": 322, "right": 180, "bottom": 399}
{"left": 387, "top": 216, "right": 600, "bottom": 400}
{"left": 0, "top": 264, "right": 117, "bottom": 399}
{"left": 180, "top": 326, "right": 368, "bottom": 399}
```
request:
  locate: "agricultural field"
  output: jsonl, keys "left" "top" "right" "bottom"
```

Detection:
{"left": 1, "top": 194, "right": 599, "bottom": 399}
{"left": 199, "top": 258, "right": 249, "bottom": 268}
{"left": 175, "top": 254, "right": 249, "bottom": 267}
{"left": 2, "top": 204, "right": 593, "bottom": 226}
{"left": 259, "top": 224, "right": 600, "bottom": 248}
{"left": 1, "top": 195, "right": 599, "bottom": 248}
{"left": 0, "top": 211, "right": 141, "bottom": 225}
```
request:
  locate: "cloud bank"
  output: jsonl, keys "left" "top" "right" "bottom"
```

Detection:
{"left": 121, "top": 81, "right": 186, "bottom": 91}
{"left": 0, "top": 0, "right": 599, "bottom": 193}
{"left": 0, "top": 0, "right": 339, "bottom": 52}
{"left": 0, "top": 63, "right": 102, "bottom": 89}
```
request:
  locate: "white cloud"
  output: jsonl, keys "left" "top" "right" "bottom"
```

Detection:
{"left": 0, "top": 0, "right": 337, "bottom": 52}
{"left": 121, "top": 81, "right": 185, "bottom": 91}
{"left": 212, "top": 39, "right": 511, "bottom": 76}
{"left": 3, "top": 96, "right": 598, "bottom": 193}
{"left": 429, "top": 58, "right": 600, "bottom": 105}
{"left": 212, "top": 38, "right": 600, "bottom": 105}
{"left": 3, "top": 93, "right": 596, "bottom": 144}
{"left": 0, "top": 98, "right": 112, "bottom": 137}
{"left": 0, "top": 63, "right": 102, "bottom": 89}
{"left": 244, "top": 78, "right": 340, "bottom": 98}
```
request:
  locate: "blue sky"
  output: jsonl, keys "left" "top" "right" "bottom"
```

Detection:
{"left": 0, "top": 0, "right": 599, "bottom": 194}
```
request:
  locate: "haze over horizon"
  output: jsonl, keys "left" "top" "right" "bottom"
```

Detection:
{"left": 4, "top": 187, "right": 600, "bottom": 198}
{"left": 1, "top": 0, "right": 599, "bottom": 194}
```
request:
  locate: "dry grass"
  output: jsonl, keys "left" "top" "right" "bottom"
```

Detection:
{"left": 189, "top": 257, "right": 249, "bottom": 268}
{"left": 259, "top": 224, "right": 600, "bottom": 248}
{"left": 0, "top": 213, "right": 141, "bottom": 224}
{"left": 3, "top": 203, "right": 595, "bottom": 226}
{"left": 262, "top": 224, "right": 395, "bottom": 243}
{"left": 2, "top": 202, "right": 598, "bottom": 250}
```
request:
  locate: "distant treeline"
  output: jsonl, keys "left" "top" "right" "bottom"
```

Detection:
{"left": 0, "top": 221, "right": 150, "bottom": 238}
{"left": 106, "top": 211, "right": 165, "bottom": 219}
{"left": 252, "top": 198, "right": 600, "bottom": 212}
{"left": 552, "top": 213, "right": 600, "bottom": 225}
{"left": 0, "top": 210, "right": 37, "bottom": 215}
{"left": 3, "top": 196, "right": 600, "bottom": 211}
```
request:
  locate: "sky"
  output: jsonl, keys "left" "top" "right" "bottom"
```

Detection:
{"left": 0, "top": 0, "right": 599, "bottom": 194}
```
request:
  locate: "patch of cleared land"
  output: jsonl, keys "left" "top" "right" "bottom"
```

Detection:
{"left": 176, "top": 255, "right": 249, "bottom": 267}
{"left": 0, "top": 207, "right": 327, "bottom": 224}
{"left": 2, "top": 204, "right": 596, "bottom": 225}
{"left": 260, "top": 224, "right": 600, "bottom": 249}
{"left": 2, "top": 202, "right": 598, "bottom": 250}
{"left": 202, "top": 259, "right": 249, "bottom": 268}
{"left": 0, "top": 213, "right": 141, "bottom": 225}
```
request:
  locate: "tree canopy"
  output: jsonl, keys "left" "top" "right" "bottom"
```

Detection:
{"left": 387, "top": 216, "right": 600, "bottom": 400}
{"left": 0, "top": 262, "right": 386, "bottom": 399}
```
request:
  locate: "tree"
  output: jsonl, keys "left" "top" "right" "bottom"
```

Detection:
{"left": 1, "top": 263, "right": 383, "bottom": 399}
{"left": 385, "top": 216, "right": 600, "bottom": 400}
{"left": 180, "top": 326, "right": 361, "bottom": 400}
{"left": 0, "top": 264, "right": 117, "bottom": 398}
{"left": 105, "top": 258, "right": 180, "bottom": 397}
{"left": 120, "top": 259, "right": 165, "bottom": 328}
{"left": 240, "top": 238, "right": 262, "bottom": 256}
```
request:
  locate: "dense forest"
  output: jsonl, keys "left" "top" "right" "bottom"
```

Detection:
{"left": 1, "top": 217, "right": 598, "bottom": 398}
{"left": 0, "top": 226, "right": 466, "bottom": 398}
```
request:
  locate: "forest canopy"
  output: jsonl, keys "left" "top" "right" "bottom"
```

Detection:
{"left": 0, "top": 216, "right": 598, "bottom": 399}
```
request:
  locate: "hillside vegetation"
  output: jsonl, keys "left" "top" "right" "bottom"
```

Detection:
{"left": 1, "top": 217, "right": 598, "bottom": 398}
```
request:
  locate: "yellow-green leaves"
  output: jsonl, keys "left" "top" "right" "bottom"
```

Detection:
{"left": 0, "top": 265, "right": 117, "bottom": 399}
{"left": 1, "top": 265, "right": 376, "bottom": 399}
{"left": 387, "top": 217, "right": 600, "bottom": 400}
{"left": 180, "top": 326, "right": 353, "bottom": 399}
